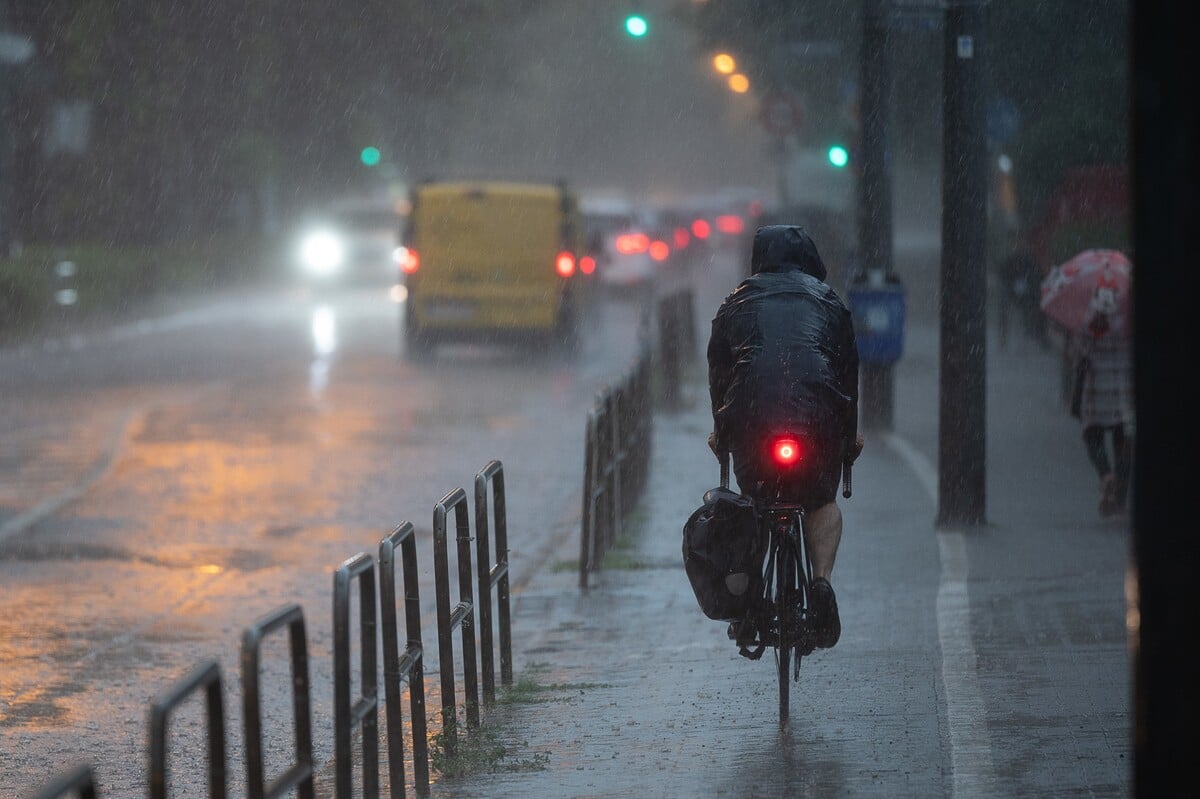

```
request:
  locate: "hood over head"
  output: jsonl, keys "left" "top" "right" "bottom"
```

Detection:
{"left": 750, "top": 225, "right": 827, "bottom": 282}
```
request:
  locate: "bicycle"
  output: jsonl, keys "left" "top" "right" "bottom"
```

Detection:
{"left": 720, "top": 446, "right": 852, "bottom": 726}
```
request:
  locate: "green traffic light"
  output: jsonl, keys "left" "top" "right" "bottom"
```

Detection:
{"left": 360, "top": 146, "right": 381, "bottom": 167}
{"left": 625, "top": 14, "right": 648, "bottom": 37}
{"left": 827, "top": 145, "right": 849, "bottom": 168}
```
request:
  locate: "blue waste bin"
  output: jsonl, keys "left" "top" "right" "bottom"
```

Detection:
{"left": 848, "top": 279, "right": 906, "bottom": 364}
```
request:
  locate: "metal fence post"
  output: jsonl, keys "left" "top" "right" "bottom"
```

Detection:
{"left": 379, "top": 522, "right": 429, "bottom": 798}
{"left": 474, "top": 460, "right": 513, "bottom": 700}
{"left": 333, "top": 552, "right": 379, "bottom": 799}
{"left": 149, "top": 660, "right": 227, "bottom": 799}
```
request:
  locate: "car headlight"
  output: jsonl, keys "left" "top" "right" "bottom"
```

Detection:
{"left": 299, "top": 230, "right": 346, "bottom": 276}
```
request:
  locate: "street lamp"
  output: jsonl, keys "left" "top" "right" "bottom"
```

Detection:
{"left": 713, "top": 53, "right": 736, "bottom": 74}
{"left": 728, "top": 73, "right": 750, "bottom": 93}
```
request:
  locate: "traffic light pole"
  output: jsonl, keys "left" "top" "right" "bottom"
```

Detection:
{"left": 855, "top": 0, "right": 899, "bottom": 432}
{"left": 937, "top": 0, "right": 989, "bottom": 527}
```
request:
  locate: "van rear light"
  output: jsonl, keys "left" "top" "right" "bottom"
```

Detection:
{"left": 580, "top": 255, "right": 596, "bottom": 275}
{"left": 615, "top": 232, "right": 650, "bottom": 254}
{"left": 555, "top": 251, "right": 576, "bottom": 277}
{"left": 395, "top": 246, "right": 420, "bottom": 274}
{"left": 649, "top": 240, "right": 670, "bottom": 262}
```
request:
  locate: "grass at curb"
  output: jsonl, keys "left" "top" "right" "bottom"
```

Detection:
{"left": 428, "top": 668, "right": 613, "bottom": 778}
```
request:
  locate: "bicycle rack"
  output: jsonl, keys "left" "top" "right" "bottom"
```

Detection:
{"left": 148, "top": 660, "right": 227, "bottom": 799}
{"left": 379, "top": 521, "right": 430, "bottom": 798}
{"left": 241, "top": 603, "right": 314, "bottom": 799}
{"left": 32, "top": 766, "right": 96, "bottom": 799}
{"left": 432, "top": 487, "right": 478, "bottom": 756}
{"left": 474, "top": 460, "right": 513, "bottom": 704}
{"left": 332, "top": 552, "right": 379, "bottom": 799}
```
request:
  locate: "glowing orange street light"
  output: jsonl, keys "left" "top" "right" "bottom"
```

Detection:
{"left": 728, "top": 73, "right": 750, "bottom": 93}
{"left": 713, "top": 53, "right": 736, "bottom": 75}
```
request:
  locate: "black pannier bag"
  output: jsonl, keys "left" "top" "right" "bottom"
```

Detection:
{"left": 681, "top": 486, "right": 765, "bottom": 621}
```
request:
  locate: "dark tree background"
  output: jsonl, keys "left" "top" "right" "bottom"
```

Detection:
{"left": 6, "top": 0, "right": 543, "bottom": 244}
{"left": 5, "top": 0, "right": 1128, "bottom": 246}
{"left": 680, "top": 0, "right": 1129, "bottom": 229}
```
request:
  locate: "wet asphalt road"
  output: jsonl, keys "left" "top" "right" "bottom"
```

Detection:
{"left": 0, "top": 271, "right": 664, "bottom": 797}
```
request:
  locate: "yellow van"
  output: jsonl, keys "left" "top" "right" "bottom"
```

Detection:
{"left": 398, "top": 180, "right": 593, "bottom": 358}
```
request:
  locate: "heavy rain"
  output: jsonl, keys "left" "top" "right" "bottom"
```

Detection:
{"left": 3, "top": 1, "right": 1190, "bottom": 797}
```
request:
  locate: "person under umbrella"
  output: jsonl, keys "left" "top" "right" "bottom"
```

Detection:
{"left": 1043, "top": 249, "right": 1134, "bottom": 517}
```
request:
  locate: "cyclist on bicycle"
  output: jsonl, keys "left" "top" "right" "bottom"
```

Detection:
{"left": 707, "top": 224, "right": 864, "bottom": 650}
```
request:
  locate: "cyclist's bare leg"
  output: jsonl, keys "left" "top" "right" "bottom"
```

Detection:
{"left": 804, "top": 501, "right": 842, "bottom": 582}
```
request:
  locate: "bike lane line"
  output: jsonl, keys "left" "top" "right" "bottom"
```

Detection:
{"left": 883, "top": 431, "right": 998, "bottom": 798}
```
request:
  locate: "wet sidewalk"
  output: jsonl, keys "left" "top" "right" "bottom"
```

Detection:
{"left": 426, "top": 316, "right": 1131, "bottom": 798}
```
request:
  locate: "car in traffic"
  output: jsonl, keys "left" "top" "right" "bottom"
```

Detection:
{"left": 399, "top": 180, "right": 593, "bottom": 359}
{"left": 581, "top": 198, "right": 670, "bottom": 291}
{"left": 292, "top": 194, "right": 406, "bottom": 287}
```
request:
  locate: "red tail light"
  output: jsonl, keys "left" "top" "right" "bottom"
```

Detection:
{"left": 673, "top": 227, "right": 691, "bottom": 249}
{"left": 555, "top": 251, "right": 576, "bottom": 277}
{"left": 615, "top": 232, "right": 650, "bottom": 254}
{"left": 716, "top": 214, "right": 745, "bottom": 235}
{"left": 691, "top": 219, "right": 711, "bottom": 240}
{"left": 772, "top": 437, "right": 803, "bottom": 467}
{"left": 395, "top": 246, "right": 420, "bottom": 274}
{"left": 580, "top": 255, "right": 596, "bottom": 275}
{"left": 649, "top": 240, "right": 670, "bottom": 262}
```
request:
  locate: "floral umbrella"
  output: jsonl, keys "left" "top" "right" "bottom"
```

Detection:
{"left": 1039, "top": 248, "right": 1132, "bottom": 337}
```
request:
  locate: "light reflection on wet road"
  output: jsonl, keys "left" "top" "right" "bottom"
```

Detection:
{"left": 0, "top": 275, "right": 659, "bottom": 796}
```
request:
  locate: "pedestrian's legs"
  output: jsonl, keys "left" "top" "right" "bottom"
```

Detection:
{"left": 1083, "top": 425, "right": 1111, "bottom": 478}
{"left": 804, "top": 502, "right": 842, "bottom": 583}
{"left": 1112, "top": 424, "right": 1132, "bottom": 510}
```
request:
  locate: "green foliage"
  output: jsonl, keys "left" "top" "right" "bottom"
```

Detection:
{"left": 12, "top": 0, "right": 551, "bottom": 244}
{"left": 0, "top": 236, "right": 280, "bottom": 337}
{"left": 428, "top": 721, "right": 550, "bottom": 777}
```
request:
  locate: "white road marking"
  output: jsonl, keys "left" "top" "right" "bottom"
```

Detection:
{"left": 883, "top": 432, "right": 997, "bottom": 798}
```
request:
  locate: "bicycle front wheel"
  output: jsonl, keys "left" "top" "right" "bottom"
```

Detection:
{"left": 776, "top": 534, "right": 797, "bottom": 726}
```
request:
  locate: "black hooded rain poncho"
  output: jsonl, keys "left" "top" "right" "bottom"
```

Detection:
{"left": 707, "top": 225, "right": 859, "bottom": 498}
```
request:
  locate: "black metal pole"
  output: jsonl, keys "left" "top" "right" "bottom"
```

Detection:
{"left": 937, "top": 0, "right": 988, "bottom": 527}
{"left": 1132, "top": 2, "right": 1198, "bottom": 793}
{"left": 857, "top": 0, "right": 896, "bottom": 432}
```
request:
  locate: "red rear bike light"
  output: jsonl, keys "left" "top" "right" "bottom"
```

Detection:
{"left": 555, "top": 251, "right": 576, "bottom": 277}
{"left": 772, "top": 437, "right": 803, "bottom": 466}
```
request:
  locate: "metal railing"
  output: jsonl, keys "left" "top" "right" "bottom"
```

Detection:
{"left": 656, "top": 288, "right": 698, "bottom": 409}
{"left": 242, "top": 603, "right": 315, "bottom": 799}
{"left": 431, "top": 487, "right": 477, "bottom": 755}
{"left": 579, "top": 344, "right": 653, "bottom": 588}
{"left": 33, "top": 460, "right": 513, "bottom": 799}
{"left": 149, "top": 661, "right": 227, "bottom": 799}
{"left": 473, "top": 460, "right": 513, "bottom": 704}
{"left": 333, "top": 552, "right": 379, "bottom": 799}
{"left": 379, "top": 521, "right": 430, "bottom": 798}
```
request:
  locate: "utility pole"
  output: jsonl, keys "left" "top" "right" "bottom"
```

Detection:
{"left": 850, "top": 0, "right": 904, "bottom": 432}
{"left": 937, "top": 0, "right": 989, "bottom": 527}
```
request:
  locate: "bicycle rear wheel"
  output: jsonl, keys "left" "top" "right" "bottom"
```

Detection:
{"left": 776, "top": 531, "right": 797, "bottom": 726}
